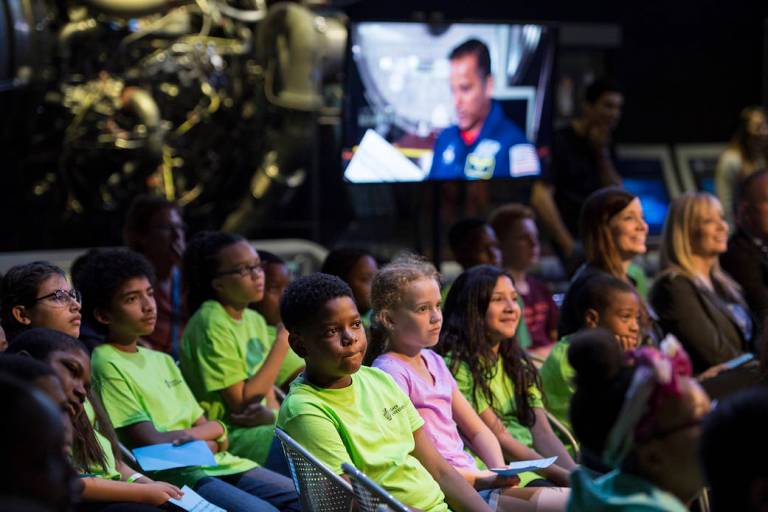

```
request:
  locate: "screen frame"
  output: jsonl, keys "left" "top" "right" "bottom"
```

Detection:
{"left": 673, "top": 143, "right": 728, "bottom": 193}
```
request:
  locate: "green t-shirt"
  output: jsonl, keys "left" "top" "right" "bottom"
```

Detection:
{"left": 539, "top": 336, "right": 574, "bottom": 431}
{"left": 449, "top": 354, "right": 544, "bottom": 448}
{"left": 91, "top": 344, "right": 256, "bottom": 485}
{"left": 277, "top": 366, "right": 448, "bottom": 512}
{"left": 627, "top": 262, "right": 649, "bottom": 300}
{"left": 82, "top": 400, "right": 121, "bottom": 480}
{"left": 179, "top": 300, "right": 272, "bottom": 423}
{"left": 266, "top": 324, "right": 305, "bottom": 387}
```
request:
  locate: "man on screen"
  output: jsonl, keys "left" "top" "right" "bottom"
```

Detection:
{"left": 428, "top": 39, "right": 541, "bottom": 181}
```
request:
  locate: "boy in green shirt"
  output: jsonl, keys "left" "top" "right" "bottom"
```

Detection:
{"left": 277, "top": 272, "right": 492, "bottom": 512}
{"left": 540, "top": 274, "right": 641, "bottom": 431}
{"left": 81, "top": 248, "right": 300, "bottom": 511}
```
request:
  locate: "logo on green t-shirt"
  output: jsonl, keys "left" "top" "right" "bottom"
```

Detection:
{"left": 382, "top": 403, "right": 405, "bottom": 421}
{"left": 164, "top": 378, "right": 183, "bottom": 388}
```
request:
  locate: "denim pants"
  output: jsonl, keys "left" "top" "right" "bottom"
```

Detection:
{"left": 194, "top": 467, "right": 300, "bottom": 511}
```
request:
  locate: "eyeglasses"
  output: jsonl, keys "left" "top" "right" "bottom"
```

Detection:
{"left": 215, "top": 263, "right": 264, "bottom": 278}
{"left": 33, "top": 289, "right": 82, "bottom": 307}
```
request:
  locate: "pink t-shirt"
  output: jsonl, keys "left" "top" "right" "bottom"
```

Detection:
{"left": 373, "top": 349, "right": 477, "bottom": 470}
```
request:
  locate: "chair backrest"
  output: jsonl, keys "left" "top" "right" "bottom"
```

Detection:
{"left": 275, "top": 428, "right": 354, "bottom": 512}
{"left": 341, "top": 462, "right": 411, "bottom": 512}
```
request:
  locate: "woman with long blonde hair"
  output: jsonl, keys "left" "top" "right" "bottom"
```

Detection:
{"left": 650, "top": 192, "right": 754, "bottom": 374}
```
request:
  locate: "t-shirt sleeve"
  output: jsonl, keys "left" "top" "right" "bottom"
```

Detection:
{"left": 372, "top": 358, "right": 412, "bottom": 397}
{"left": 527, "top": 383, "right": 544, "bottom": 410}
{"left": 281, "top": 411, "right": 352, "bottom": 475}
{"left": 196, "top": 315, "right": 249, "bottom": 392}
{"left": 449, "top": 358, "right": 490, "bottom": 414}
{"left": 93, "top": 360, "right": 151, "bottom": 428}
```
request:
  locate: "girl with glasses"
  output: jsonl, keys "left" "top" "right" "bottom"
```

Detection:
{"left": 1, "top": 261, "right": 82, "bottom": 342}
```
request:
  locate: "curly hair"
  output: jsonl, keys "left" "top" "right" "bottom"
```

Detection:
{"left": 281, "top": 273, "right": 354, "bottom": 333}
{"left": 73, "top": 248, "right": 156, "bottom": 334}
{"left": 366, "top": 253, "right": 440, "bottom": 365}
{"left": 0, "top": 262, "right": 67, "bottom": 341}
{"left": 435, "top": 265, "right": 541, "bottom": 427}
{"left": 182, "top": 231, "right": 245, "bottom": 313}
{"left": 6, "top": 328, "right": 121, "bottom": 476}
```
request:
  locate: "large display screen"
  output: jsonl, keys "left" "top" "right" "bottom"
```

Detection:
{"left": 342, "top": 22, "right": 555, "bottom": 183}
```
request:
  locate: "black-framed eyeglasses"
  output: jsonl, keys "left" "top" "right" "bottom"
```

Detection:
{"left": 215, "top": 263, "right": 264, "bottom": 278}
{"left": 33, "top": 289, "right": 82, "bottom": 307}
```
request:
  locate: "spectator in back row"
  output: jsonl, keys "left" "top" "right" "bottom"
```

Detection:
{"left": 124, "top": 195, "right": 187, "bottom": 357}
{"left": 715, "top": 106, "right": 768, "bottom": 224}
{"left": 651, "top": 192, "right": 755, "bottom": 375}
{"left": 321, "top": 247, "right": 378, "bottom": 327}
{"left": 721, "top": 170, "right": 768, "bottom": 334}
{"left": 490, "top": 204, "right": 558, "bottom": 357}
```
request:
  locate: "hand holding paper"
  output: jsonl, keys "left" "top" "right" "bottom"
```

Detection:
{"left": 489, "top": 456, "right": 558, "bottom": 477}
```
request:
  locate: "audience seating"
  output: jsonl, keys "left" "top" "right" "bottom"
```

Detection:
{"left": 341, "top": 462, "right": 410, "bottom": 512}
{"left": 275, "top": 427, "right": 354, "bottom": 512}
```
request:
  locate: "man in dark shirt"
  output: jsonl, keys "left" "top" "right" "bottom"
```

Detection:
{"left": 531, "top": 79, "right": 624, "bottom": 256}
{"left": 721, "top": 170, "right": 768, "bottom": 332}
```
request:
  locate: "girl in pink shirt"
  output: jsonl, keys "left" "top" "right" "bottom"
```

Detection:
{"left": 368, "top": 254, "right": 568, "bottom": 511}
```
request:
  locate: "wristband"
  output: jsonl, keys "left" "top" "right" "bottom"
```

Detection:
{"left": 126, "top": 472, "right": 145, "bottom": 483}
{"left": 214, "top": 420, "right": 228, "bottom": 444}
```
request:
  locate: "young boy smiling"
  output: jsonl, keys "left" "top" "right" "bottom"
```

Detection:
{"left": 82, "top": 248, "right": 301, "bottom": 511}
{"left": 277, "top": 273, "right": 492, "bottom": 512}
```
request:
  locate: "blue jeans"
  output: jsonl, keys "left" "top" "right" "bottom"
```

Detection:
{"left": 194, "top": 467, "right": 300, "bottom": 512}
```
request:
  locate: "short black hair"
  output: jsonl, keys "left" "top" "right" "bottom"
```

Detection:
{"left": 585, "top": 77, "right": 622, "bottom": 104}
{"left": 259, "top": 250, "right": 285, "bottom": 266}
{"left": 72, "top": 248, "right": 155, "bottom": 333}
{"left": 449, "top": 38, "right": 491, "bottom": 79}
{"left": 701, "top": 388, "right": 768, "bottom": 512}
{"left": 281, "top": 273, "right": 354, "bottom": 333}
{"left": 0, "top": 354, "right": 55, "bottom": 382}
{"left": 124, "top": 194, "right": 179, "bottom": 236}
{"left": 448, "top": 218, "right": 488, "bottom": 257}
{"left": 0, "top": 262, "right": 67, "bottom": 341}
{"left": 573, "top": 274, "right": 636, "bottom": 329}
{"left": 183, "top": 231, "right": 246, "bottom": 313}
{"left": 321, "top": 247, "right": 373, "bottom": 283}
{"left": 6, "top": 328, "right": 87, "bottom": 358}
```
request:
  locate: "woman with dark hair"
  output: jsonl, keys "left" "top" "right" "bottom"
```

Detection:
{"left": 716, "top": 106, "right": 768, "bottom": 224}
{"left": 650, "top": 192, "right": 754, "bottom": 375}
{"left": 566, "top": 329, "right": 710, "bottom": 511}
{"left": 558, "top": 187, "right": 654, "bottom": 340}
{"left": 435, "top": 265, "right": 575, "bottom": 487}
{"left": 0, "top": 261, "right": 82, "bottom": 342}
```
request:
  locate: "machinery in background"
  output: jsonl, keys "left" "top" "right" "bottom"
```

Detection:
{"left": 0, "top": 0, "right": 348, "bottom": 248}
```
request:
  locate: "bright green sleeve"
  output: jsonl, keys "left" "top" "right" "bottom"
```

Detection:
{"left": 280, "top": 412, "right": 352, "bottom": 475}
{"left": 527, "top": 384, "right": 544, "bottom": 409}
{"left": 448, "top": 358, "right": 491, "bottom": 414}
{"left": 92, "top": 358, "right": 150, "bottom": 428}
{"left": 539, "top": 339, "right": 574, "bottom": 427}
{"left": 515, "top": 295, "right": 532, "bottom": 349}
{"left": 196, "top": 315, "right": 249, "bottom": 392}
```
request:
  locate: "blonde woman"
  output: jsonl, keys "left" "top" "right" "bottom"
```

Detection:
{"left": 650, "top": 192, "right": 754, "bottom": 375}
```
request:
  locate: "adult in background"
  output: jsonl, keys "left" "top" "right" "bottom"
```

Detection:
{"left": 715, "top": 106, "right": 768, "bottom": 225}
{"left": 721, "top": 170, "right": 768, "bottom": 334}
{"left": 123, "top": 195, "right": 186, "bottom": 357}
{"left": 531, "top": 78, "right": 624, "bottom": 264}
{"left": 558, "top": 188, "right": 655, "bottom": 341}
{"left": 650, "top": 192, "right": 754, "bottom": 375}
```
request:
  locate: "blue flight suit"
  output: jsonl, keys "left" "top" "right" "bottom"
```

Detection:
{"left": 428, "top": 100, "right": 540, "bottom": 181}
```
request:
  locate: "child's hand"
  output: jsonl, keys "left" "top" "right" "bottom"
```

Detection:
{"left": 275, "top": 324, "right": 291, "bottom": 352}
{"left": 697, "top": 363, "right": 729, "bottom": 381}
{"left": 473, "top": 470, "right": 520, "bottom": 490}
{"left": 139, "top": 482, "right": 183, "bottom": 505}
{"left": 230, "top": 402, "right": 275, "bottom": 427}
{"left": 172, "top": 433, "right": 195, "bottom": 446}
{"left": 615, "top": 334, "right": 638, "bottom": 351}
